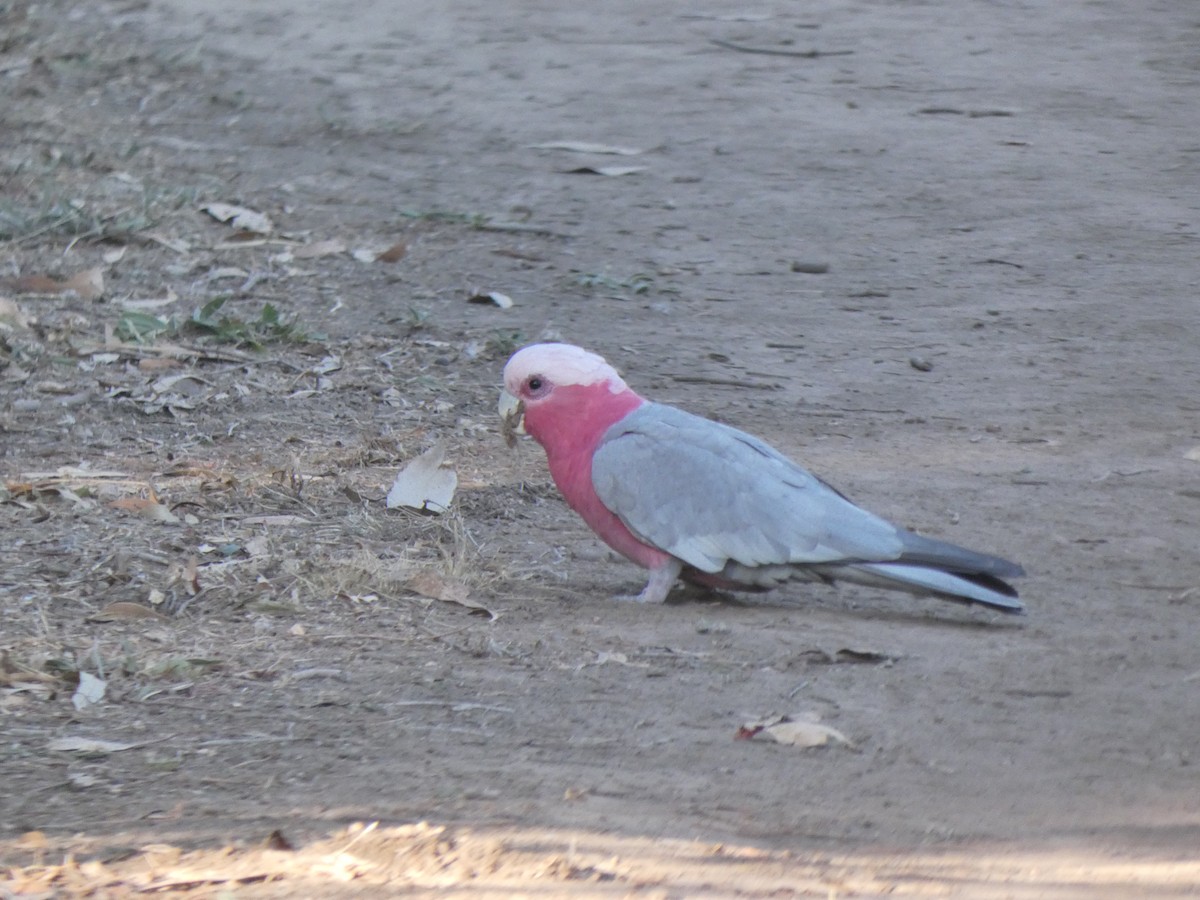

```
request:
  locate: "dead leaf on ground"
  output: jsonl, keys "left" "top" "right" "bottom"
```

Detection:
{"left": 88, "top": 602, "right": 173, "bottom": 624}
{"left": 16, "top": 830, "right": 49, "bottom": 850}
{"left": 736, "top": 713, "right": 852, "bottom": 749}
{"left": 578, "top": 650, "right": 648, "bottom": 670}
{"left": 799, "top": 646, "right": 898, "bottom": 665}
{"left": 72, "top": 672, "right": 106, "bottom": 711}
{"left": 241, "top": 514, "right": 312, "bottom": 526}
{"left": 201, "top": 202, "right": 275, "bottom": 235}
{"left": 138, "top": 357, "right": 182, "bottom": 372}
{"left": 110, "top": 494, "right": 180, "bottom": 524}
{"left": 407, "top": 571, "right": 495, "bottom": 618}
{"left": 47, "top": 736, "right": 137, "bottom": 754}
{"left": 0, "top": 652, "right": 61, "bottom": 688}
{"left": 293, "top": 238, "right": 347, "bottom": 259}
{"left": 374, "top": 241, "right": 408, "bottom": 263}
{"left": 565, "top": 165, "right": 647, "bottom": 177}
{"left": 8, "top": 266, "right": 105, "bottom": 300}
{"left": 467, "top": 290, "right": 514, "bottom": 309}
{"left": 0, "top": 297, "right": 29, "bottom": 328}
{"left": 386, "top": 444, "right": 457, "bottom": 513}
{"left": 529, "top": 141, "right": 648, "bottom": 155}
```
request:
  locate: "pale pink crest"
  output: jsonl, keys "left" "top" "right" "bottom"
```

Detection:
{"left": 503, "top": 343, "right": 628, "bottom": 396}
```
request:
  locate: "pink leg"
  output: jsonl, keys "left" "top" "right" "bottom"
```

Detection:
{"left": 615, "top": 559, "right": 682, "bottom": 604}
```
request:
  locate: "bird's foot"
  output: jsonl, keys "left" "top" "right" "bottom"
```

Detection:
{"left": 612, "top": 560, "right": 682, "bottom": 604}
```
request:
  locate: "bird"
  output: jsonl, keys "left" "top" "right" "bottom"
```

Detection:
{"left": 499, "top": 342, "right": 1025, "bottom": 613}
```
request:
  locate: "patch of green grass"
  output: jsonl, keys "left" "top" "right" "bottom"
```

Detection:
{"left": 484, "top": 329, "right": 524, "bottom": 359}
{"left": 0, "top": 181, "right": 198, "bottom": 244}
{"left": 114, "top": 310, "right": 174, "bottom": 343}
{"left": 406, "top": 305, "right": 432, "bottom": 330}
{"left": 398, "top": 207, "right": 491, "bottom": 228}
{"left": 575, "top": 271, "right": 655, "bottom": 295}
{"left": 188, "top": 296, "right": 318, "bottom": 347}
{"left": 116, "top": 297, "right": 321, "bottom": 349}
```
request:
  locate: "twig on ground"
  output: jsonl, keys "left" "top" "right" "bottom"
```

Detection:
{"left": 670, "top": 375, "right": 781, "bottom": 390}
{"left": 710, "top": 39, "right": 853, "bottom": 58}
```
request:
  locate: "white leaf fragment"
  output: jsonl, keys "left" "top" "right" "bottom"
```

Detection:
{"left": 201, "top": 203, "right": 275, "bottom": 235}
{"left": 740, "top": 713, "right": 852, "bottom": 749}
{"left": 49, "top": 736, "right": 135, "bottom": 754}
{"left": 529, "top": 141, "right": 648, "bottom": 156}
{"left": 763, "top": 720, "right": 850, "bottom": 748}
{"left": 468, "top": 291, "right": 514, "bottom": 309}
{"left": 386, "top": 444, "right": 458, "bottom": 513}
{"left": 565, "top": 165, "right": 647, "bottom": 177}
{"left": 293, "top": 239, "right": 347, "bottom": 259}
{"left": 72, "top": 672, "right": 107, "bottom": 711}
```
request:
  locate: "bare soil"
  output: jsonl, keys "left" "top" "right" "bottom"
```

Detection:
{"left": 2, "top": 0, "right": 1199, "bottom": 895}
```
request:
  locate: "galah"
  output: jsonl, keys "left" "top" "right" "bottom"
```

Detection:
{"left": 499, "top": 343, "right": 1025, "bottom": 613}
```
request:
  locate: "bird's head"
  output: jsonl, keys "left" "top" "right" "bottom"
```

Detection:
{"left": 499, "top": 343, "right": 639, "bottom": 449}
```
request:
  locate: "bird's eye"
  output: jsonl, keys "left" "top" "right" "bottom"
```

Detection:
{"left": 527, "top": 376, "right": 544, "bottom": 392}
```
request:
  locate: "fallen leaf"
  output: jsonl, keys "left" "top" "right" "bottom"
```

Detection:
{"left": 9, "top": 266, "right": 105, "bottom": 300}
{"left": 0, "top": 669, "right": 59, "bottom": 688}
{"left": 375, "top": 241, "right": 408, "bottom": 263}
{"left": 407, "top": 571, "right": 495, "bottom": 618}
{"left": 48, "top": 736, "right": 136, "bottom": 754}
{"left": 467, "top": 290, "right": 514, "bottom": 309}
{"left": 72, "top": 672, "right": 107, "bottom": 711}
{"left": 799, "top": 646, "right": 898, "bottom": 665}
{"left": 68, "top": 267, "right": 106, "bottom": 299}
{"left": 88, "top": 602, "right": 172, "bottom": 623}
{"left": 241, "top": 514, "right": 312, "bottom": 526}
{"left": 0, "top": 297, "right": 29, "bottom": 328}
{"left": 386, "top": 444, "right": 457, "bottom": 513}
{"left": 201, "top": 202, "right": 274, "bottom": 235}
{"left": 565, "top": 165, "right": 647, "bottom": 177}
{"left": 293, "top": 238, "right": 347, "bottom": 259}
{"left": 263, "top": 830, "right": 294, "bottom": 851}
{"left": 762, "top": 720, "right": 850, "bottom": 748}
{"left": 144, "top": 231, "right": 191, "bottom": 254}
{"left": 68, "top": 771, "right": 102, "bottom": 789}
{"left": 206, "top": 266, "right": 249, "bottom": 281}
{"left": 244, "top": 535, "right": 271, "bottom": 558}
{"left": 736, "top": 714, "right": 852, "bottom": 749}
{"left": 110, "top": 495, "right": 180, "bottom": 524}
{"left": 17, "top": 831, "right": 49, "bottom": 849}
{"left": 10, "top": 275, "right": 63, "bottom": 294}
{"left": 583, "top": 650, "right": 648, "bottom": 669}
{"left": 530, "top": 141, "right": 647, "bottom": 155}
{"left": 138, "top": 357, "right": 181, "bottom": 373}
{"left": 310, "top": 355, "right": 342, "bottom": 376}
{"left": 833, "top": 647, "right": 896, "bottom": 664}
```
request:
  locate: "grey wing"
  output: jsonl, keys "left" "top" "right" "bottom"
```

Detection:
{"left": 591, "top": 404, "right": 905, "bottom": 573}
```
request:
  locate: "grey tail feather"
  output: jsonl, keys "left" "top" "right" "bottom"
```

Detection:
{"left": 834, "top": 561, "right": 1025, "bottom": 614}
{"left": 895, "top": 530, "right": 1026, "bottom": 580}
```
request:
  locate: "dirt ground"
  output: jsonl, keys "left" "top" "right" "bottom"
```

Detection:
{"left": 2, "top": 0, "right": 1199, "bottom": 895}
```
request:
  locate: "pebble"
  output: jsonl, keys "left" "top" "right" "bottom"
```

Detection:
{"left": 790, "top": 261, "right": 830, "bottom": 274}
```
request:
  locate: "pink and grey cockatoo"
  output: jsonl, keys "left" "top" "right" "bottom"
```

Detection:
{"left": 499, "top": 343, "right": 1025, "bottom": 613}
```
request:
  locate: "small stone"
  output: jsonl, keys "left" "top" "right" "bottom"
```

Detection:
{"left": 790, "top": 261, "right": 830, "bottom": 274}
